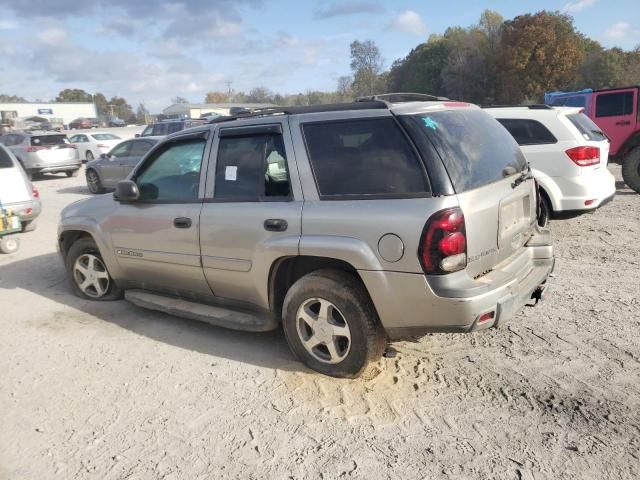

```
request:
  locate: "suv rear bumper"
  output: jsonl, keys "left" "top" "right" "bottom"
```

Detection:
{"left": 29, "top": 161, "right": 81, "bottom": 174}
{"left": 552, "top": 169, "right": 616, "bottom": 211}
{"left": 2, "top": 199, "right": 42, "bottom": 222}
{"left": 359, "top": 233, "right": 554, "bottom": 340}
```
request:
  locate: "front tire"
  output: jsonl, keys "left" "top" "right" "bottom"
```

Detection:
{"left": 537, "top": 190, "right": 551, "bottom": 227}
{"left": 0, "top": 236, "right": 20, "bottom": 254}
{"left": 622, "top": 148, "right": 640, "bottom": 194}
{"left": 85, "top": 151, "right": 94, "bottom": 162}
{"left": 282, "top": 269, "right": 385, "bottom": 378}
{"left": 65, "top": 237, "right": 122, "bottom": 300}
{"left": 86, "top": 169, "right": 105, "bottom": 193}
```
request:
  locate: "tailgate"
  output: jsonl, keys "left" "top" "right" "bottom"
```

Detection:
{"left": 458, "top": 175, "right": 536, "bottom": 278}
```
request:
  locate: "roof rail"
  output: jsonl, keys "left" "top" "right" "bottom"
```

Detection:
{"left": 482, "top": 104, "right": 553, "bottom": 110}
{"left": 357, "top": 92, "right": 449, "bottom": 104}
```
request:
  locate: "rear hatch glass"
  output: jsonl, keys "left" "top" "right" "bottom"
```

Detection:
{"left": 0, "top": 147, "right": 13, "bottom": 168}
{"left": 31, "top": 135, "right": 71, "bottom": 148}
{"left": 566, "top": 113, "right": 607, "bottom": 142}
{"left": 400, "top": 109, "right": 528, "bottom": 193}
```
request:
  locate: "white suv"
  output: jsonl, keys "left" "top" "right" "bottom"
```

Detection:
{"left": 485, "top": 106, "right": 615, "bottom": 225}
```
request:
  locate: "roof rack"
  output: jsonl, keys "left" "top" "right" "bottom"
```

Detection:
{"left": 357, "top": 92, "right": 449, "bottom": 103}
{"left": 482, "top": 104, "right": 553, "bottom": 110}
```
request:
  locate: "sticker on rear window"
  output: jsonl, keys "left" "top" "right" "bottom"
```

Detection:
{"left": 422, "top": 116, "right": 439, "bottom": 130}
{"left": 225, "top": 166, "right": 237, "bottom": 181}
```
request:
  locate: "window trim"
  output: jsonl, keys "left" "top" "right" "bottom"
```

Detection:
{"left": 496, "top": 118, "right": 558, "bottom": 146}
{"left": 300, "top": 116, "right": 433, "bottom": 200}
{"left": 210, "top": 126, "right": 293, "bottom": 203}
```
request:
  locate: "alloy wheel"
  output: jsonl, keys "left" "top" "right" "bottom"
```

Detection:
{"left": 295, "top": 298, "right": 351, "bottom": 364}
{"left": 73, "top": 254, "right": 110, "bottom": 298}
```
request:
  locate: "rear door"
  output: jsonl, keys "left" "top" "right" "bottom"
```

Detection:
{"left": 199, "top": 121, "right": 303, "bottom": 309}
{"left": 592, "top": 88, "right": 637, "bottom": 156}
{"left": 102, "top": 140, "right": 132, "bottom": 187}
{"left": 401, "top": 108, "right": 536, "bottom": 278}
{"left": 119, "top": 139, "right": 156, "bottom": 178}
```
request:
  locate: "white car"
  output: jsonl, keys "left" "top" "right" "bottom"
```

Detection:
{"left": 0, "top": 144, "right": 41, "bottom": 252}
{"left": 69, "top": 132, "right": 122, "bottom": 162}
{"left": 485, "top": 105, "right": 616, "bottom": 225}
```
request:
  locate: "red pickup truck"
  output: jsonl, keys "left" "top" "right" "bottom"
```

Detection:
{"left": 546, "top": 86, "right": 640, "bottom": 193}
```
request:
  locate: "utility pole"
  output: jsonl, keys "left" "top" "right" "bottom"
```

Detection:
{"left": 225, "top": 81, "right": 232, "bottom": 97}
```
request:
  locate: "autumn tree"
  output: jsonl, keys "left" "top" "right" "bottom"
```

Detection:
{"left": 350, "top": 40, "right": 385, "bottom": 96}
{"left": 205, "top": 91, "right": 229, "bottom": 103}
{"left": 497, "top": 11, "right": 584, "bottom": 103}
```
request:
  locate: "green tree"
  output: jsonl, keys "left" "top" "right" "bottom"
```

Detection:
{"left": 92, "top": 93, "right": 109, "bottom": 118}
{"left": 0, "top": 94, "right": 27, "bottom": 102}
{"left": 56, "top": 89, "right": 92, "bottom": 102}
{"left": 108, "top": 96, "right": 134, "bottom": 120}
{"left": 350, "top": 40, "right": 384, "bottom": 96}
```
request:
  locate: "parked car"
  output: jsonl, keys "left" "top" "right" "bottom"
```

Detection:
{"left": 137, "top": 119, "right": 206, "bottom": 137}
{"left": 546, "top": 86, "right": 640, "bottom": 193}
{"left": 0, "top": 131, "right": 80, "bottom": 180}
{"left": 69, "top": 132, "right": 122, "bottom": 162}
{"left": 88, "top": 118, "right": 100, "bottom": 129}
{"left": 108, "top": 117, "right": 126, "bottom": 127}
{"left": 58, "top": 94, "right": 554, "bottom": 378}
{"left": 485, "top": 105, "right": 615, "bottom": 226}
{"left": 0, "top": 144, "right": 41, "bottom": 252}
{"left": 84, "top": 137, "right": 161, "bottom": 193}
{"left": 69, "top": 118, "right": 94, "bottom": 130}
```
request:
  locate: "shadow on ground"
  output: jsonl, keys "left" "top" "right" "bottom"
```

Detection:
{"left": 56, "top": 185, "right": 93, "bottom": 196}
{"left": 0, "top": 252, "right": 298, "bottom": 372}
{"left": 615, "top": 180, "right": 637, "bottom": 195}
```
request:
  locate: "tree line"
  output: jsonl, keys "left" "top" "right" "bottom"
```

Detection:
{"left": 2, "top": 10, "right": 638, "bottom": 114}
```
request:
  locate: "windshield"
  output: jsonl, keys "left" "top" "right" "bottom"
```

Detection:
{"left": 400, "top": 109, "right": 527, "bottom": 193}
{"left": 567, "top": 113, "right": 607, "bottom": 142}
{"left": 92, "top": 133, "right": 120, "bottom": 141}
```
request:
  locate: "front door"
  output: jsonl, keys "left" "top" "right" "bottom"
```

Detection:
{"left": 107, "top": 132, "right": 213, "bottom": 299}
{"left": 199, "top": 121, "right": 303, "bottom": 310}
{"left": 102, "top": 140, "right": 132, "bottom": 188}
{"left": 592, "top": 88, "right": 638, "bottom": 156}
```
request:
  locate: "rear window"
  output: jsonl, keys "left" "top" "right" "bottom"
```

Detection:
{"left": 166, "top": 123, "right": 184, "bottom": 134}
{"left": 302, "top": 117, "right": 429, "bottom": 197}
{"left": 595, "top": 91, "right": 634, "bottom": 117}
{"left": 0, "top": 147, "right": 14, "bottom": 168}
{"left": 92, "top": 133, "right": 120, "bottom": 141}
{"left": 30, "top": 135, "right": 69, "bottom": 146}
{"left": 402, "top": 109, "right": 527, "bottom": 192}
{"left": 566, "top": 113, "right": 607, "bottom": 142}
{"left": 497, "top": 118, "right": 557, "bottom": 145}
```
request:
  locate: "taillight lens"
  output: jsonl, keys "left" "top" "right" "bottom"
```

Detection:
{"left": 31, "top": 184, "right": 39, "bottom": 198}
{"left": 566, "top": 146, "right": 600, "bottom": 166}
{"left": 419, "top": 207, "right": 467, "bottom": 274}
{"left": 97, "top": 144, "right": 108, "bottom": 148}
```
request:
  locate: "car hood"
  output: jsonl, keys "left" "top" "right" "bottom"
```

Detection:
{"left": 60, "top": 192, "right": 117, "bottom": 224}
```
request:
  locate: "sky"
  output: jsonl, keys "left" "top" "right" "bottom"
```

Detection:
{"left": 0, "top": 0, "right": 638, "bottom": 112}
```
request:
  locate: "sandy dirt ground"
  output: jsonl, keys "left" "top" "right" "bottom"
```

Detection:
{"left": 1, "top": 164, "right": 638, "bottom": 480}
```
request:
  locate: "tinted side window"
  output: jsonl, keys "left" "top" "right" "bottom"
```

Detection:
{"left": 595, "top": 92, "right": 634, "bottom": 117}
{"left": 129, "top": 140, "right": 154, "bottom": 157}
{"left": 302, "top": 118, "right": 429, "bottom": 197}
{"left": 140, "top": 126, "right": 153, "bottom": 137}
{"left": 136, "top": 139, "right": 205, "bottom": 202}
{"left": 0, "top": 146, "right": 13, "bottom": 168}
{"left": 152, "top": 123, "right": 168, "bottom": 136}
{"left": 497, "top": 119, "right": 557, "bottom": 145}
{"left": 110, "top": 142, "right": 131, "bottom": 158}
{"left": 214, "top": 133, "right": 290, "bottom": 201}
{"left": 166, "top": 123, "right": 183, "bottom": 134}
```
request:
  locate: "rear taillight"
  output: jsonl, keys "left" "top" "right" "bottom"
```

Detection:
{"left": 566, "top": 146, "right": 600, "bottom": 166}
{"left": 419, "top": 207, "right": 467, "bottom": 274}
{"left": 97, "top": 144, "right": 108, "bottom": 148}
{"left": 31, "top": 184, "right": 39, "bottom": 198}
{"left": 26, "top": 146, "right": 47, "bottom": 152}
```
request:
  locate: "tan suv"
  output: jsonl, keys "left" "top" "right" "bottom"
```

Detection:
{"left": 58, "top": 94, "right": 554, "bottom": 377}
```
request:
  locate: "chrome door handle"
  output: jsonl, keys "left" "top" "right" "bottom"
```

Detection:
{"left": 264, "top": 219, "right": 288, "bottom": 232}
{"left": 174, "top": 217, "right": 192, "bottom": 229}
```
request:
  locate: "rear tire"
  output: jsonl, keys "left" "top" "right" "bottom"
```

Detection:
{"left": 85, "top": 151, "right": 94, "bottom": 162}
{"left": 282, "top": 269, "right": 386, "bottom": 378}
{"left": 66, "top": 169, "right": 79, "bottom": 178}
{"left": 622, "top": 148, "right": 640, "bottom": 194}
{"left": 0, "top": 236, "right": 19, "bottom": 254}
{"left": 86, "top": 169, "right": 105, "bottom": 193}
{"left": 65, "top": 237, "right": 122, "bottom": 300}
{"left": 537, "top": 190, "right": 551, "bottom": 227}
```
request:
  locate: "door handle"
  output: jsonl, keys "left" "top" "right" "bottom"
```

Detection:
{"left": 174, "top": 217, "right": 192, "bottom": 229}
{"left": 264, "top": 219, "right": 288, "bottom": 232}
{"left": 616, "top": 120, "right": 631, "bottom": 126}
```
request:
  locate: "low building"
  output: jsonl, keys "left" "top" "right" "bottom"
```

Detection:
{"left": 162, "top": 102, "right": 275, "bottom": 119}
{"left": 0, "top": 102, "right": 97, "bottom": 127}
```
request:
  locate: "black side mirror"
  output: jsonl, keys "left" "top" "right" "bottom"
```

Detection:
{"left": 134, "top": 133, "right": 140, "bottom": 138}
{"left": 114, "top": 180, "right": 139, "bottom": 202}
{"left": 99, "top": 153, "right": 110, "bottom": 160}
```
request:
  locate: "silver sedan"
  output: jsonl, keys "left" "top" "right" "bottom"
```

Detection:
{"left": 85, "top": 137, "right": 161, "bottom": 193}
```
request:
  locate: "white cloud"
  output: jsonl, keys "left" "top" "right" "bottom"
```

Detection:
{"left": 604, "top": 21, "right": 638, "bottom": 40}
{"left": 562, "top": 0, "right": 596, "bottom": 14}
{"left": 0, "top": 20, "right": 17, "bottom": 29}
{"left": 35, "top": 27, "right": 67, "bottom": 46}
{"left": 388, "top": 10, "right": 427, "bottom": 36}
